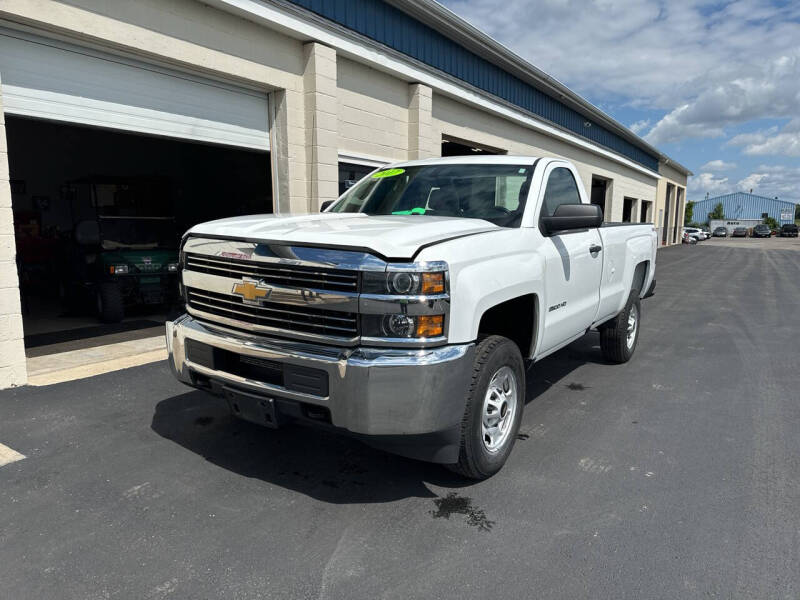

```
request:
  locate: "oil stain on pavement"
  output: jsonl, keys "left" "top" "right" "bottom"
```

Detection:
{"left": 430, "top": 492, "right": 495, "bottom": 531}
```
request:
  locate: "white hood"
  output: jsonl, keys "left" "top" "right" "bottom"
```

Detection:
{"left": 188, "top": 213, "right": 500, "bottom": 259}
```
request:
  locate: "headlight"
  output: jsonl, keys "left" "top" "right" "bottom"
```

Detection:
{"left": 361, "top": 314, "right": 445, "bottom": 339}
{"left": 167, "top": 263, "right": 178, "bottom": 272}
{"left": 110, "top": 264, "right": 129, "bottom": 274}
{"left": 361, "top": 263, "right": 447, "bottom": 296}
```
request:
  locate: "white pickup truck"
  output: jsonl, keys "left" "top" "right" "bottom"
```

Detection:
{"left": 166, "top": 156, "right": 657, "bottom": 479}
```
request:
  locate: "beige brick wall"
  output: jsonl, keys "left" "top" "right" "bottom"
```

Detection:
{"left": 337, "top": 57, "right": 409, "bottom": 162}
{"left": 0, "top": 75, "right": 27, "bottom": 388}
{"left": 431, "top": 94, "right": 657, "bottom": 221}
{"left": 302, "top": 43, "right": 339, "bottom": 212}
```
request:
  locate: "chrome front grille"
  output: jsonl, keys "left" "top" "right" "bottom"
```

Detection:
{"left": 184, "top": 253, "right": 359, "bottom": 293}
{"left": 186, "top": 287, "right": 359, "bottom": 339}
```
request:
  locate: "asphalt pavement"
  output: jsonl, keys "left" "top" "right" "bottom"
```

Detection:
{"left": 1, "top": 243, "right": 798, "bottom": 599}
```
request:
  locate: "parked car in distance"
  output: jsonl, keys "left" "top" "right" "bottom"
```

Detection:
{"left": 713, "top": 227, "right": 728, "bottom": 237}
{"left": 732, "top": 227, "right": 748, "bottom": 238}
{"left": 682, "top": 231, "right": 698, "bottom": 244}
{"left": 683, "top": 227, "right": 707, "bottom": 241}
{"left": 780, "top": 223, "right": 799, "bottom": 237}
{"left": 751, "top": 224, "right": 771, "bottom": 238}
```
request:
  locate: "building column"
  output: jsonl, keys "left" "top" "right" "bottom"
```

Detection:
{"left": 408, "top": 83, "right": 433, "bottom": 160}
{"left": 631, "top": 198, "right": 640, "bottom": 223}
{"left": 605, "top": 180, "right": 620, "bottom": 221}
{"left": 268, "top": 88, "right": 308, "bottom": 214}
{"left": 302, "top": 42, "right": 338, "bottom": 212}
{"left": 0, "top": 73, "right": 27, "bottom": 388}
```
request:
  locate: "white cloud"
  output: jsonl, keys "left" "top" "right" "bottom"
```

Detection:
{"left": 735, "top": 165, "right": 800, "bottom": 201}
{"left": 700, "top": 160, "right": 737, "bottom": 172}
{"left": 645, "top": 53, "right": 800, "bottom": 144}
{"left": 688, "top": 172, "right": 732, "bottom": 198}
{"left": 727, "top": 119, "right": 800, "bottom": 156}
{"left": 440, "top": 0, "right": 800, "bottom": 144}
{"left": 629, "top": 119, "right": 651, "bottom": 135}
{"left": 737, "top": 173, "right": 768, "bottom": 193}
{"left": 689, "top": 165, "right": 800, "bottom": 202}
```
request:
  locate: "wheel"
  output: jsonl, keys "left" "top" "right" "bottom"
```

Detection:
{"left": 599, "top": 290, "right": 641, "bottom": 363}
{"left": 448, "top": 335, "right": 525, "bottom": 480}
{"left": 97, "top": 282, "right": 124, "bottom": 323}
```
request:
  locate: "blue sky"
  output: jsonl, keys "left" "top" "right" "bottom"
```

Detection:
{"left": 438, "top": 0, "right": 800, "bottom": 203}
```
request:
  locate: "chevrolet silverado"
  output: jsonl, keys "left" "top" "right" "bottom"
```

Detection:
{"left": 166, "top": 156, "right": 657, "bottom": 479}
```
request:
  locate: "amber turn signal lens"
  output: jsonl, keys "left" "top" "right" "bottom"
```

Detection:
{"left": 420, "top": 272, "right": 445, "bottom": 295}
{"left": 416, "top": 314, "right": 444, "bottom": 337}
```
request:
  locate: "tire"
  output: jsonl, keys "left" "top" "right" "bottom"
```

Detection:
{"left": 97, "top": 282, "right": 125, "bottom": 323}
{"left": 448, "top": 335, "right": 526, "bottom": 480}
{"left": 599, "top": 289, "right": 641, "bottom": 364}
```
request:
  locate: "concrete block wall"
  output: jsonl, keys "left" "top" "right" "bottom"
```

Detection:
{"left": 337, "top": 58, "right": 410, "bottom": 162}
{"left": 0, "top": 75, "right": 26, "bottom": 388}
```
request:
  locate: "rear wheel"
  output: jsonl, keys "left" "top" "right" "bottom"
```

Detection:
{"left": 448, "top": 335, "right": 525, "bottom": 480}
{"left": 599, "top": 290, "right": 641, "bottom": 363}
{"left": 97, "top": 282, "right": 124, "bottom": 323}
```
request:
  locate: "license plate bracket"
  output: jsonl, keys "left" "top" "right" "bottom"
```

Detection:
{"left": 223, "top": 387, "right": 280, "bottom": 428}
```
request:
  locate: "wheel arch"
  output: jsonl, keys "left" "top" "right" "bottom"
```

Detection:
{"left": 475, "top": 293, "right": 539, "bottom": 358}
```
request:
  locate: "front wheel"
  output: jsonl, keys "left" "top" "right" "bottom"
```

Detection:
{"left": 599, "top": 290, "right": 641, "bottom": 363}
{"left": 448, "top": 335, "right": 525, "bottom": 480}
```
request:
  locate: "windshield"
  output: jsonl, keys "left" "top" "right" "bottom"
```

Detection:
{"left": 99, "top": 217, "right": 177, "bottom": 250}
{"left": 330, "top": 164, "right": 534, "bottom": 227}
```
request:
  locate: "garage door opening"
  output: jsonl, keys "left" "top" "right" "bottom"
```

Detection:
{"left": 441, "top": 136, "right": 505, "bottom": 157}
{"left": 8, "top": 116, "right": 271, "bottom": 368}
{"left": 591, "top": 176, "right": 611, "bottom": 221}
{"left": 622, "top": 197, "right": 635, "bottom": 223}
{"left": 640, "top": 200, "right": 653, "bottom": 223}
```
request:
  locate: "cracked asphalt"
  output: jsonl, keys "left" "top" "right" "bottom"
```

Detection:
{"left": 1, "top": 243, "right": 798, "bottom": 599}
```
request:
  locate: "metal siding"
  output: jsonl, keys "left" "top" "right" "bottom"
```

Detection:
{"left": 692, "top": 193, "right": 796, "bottom": 225}
{"left": 287, "top": 0, "right": 660, "bottom": 171}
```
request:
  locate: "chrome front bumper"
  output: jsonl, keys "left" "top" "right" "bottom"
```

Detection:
{"left": 166, "top": 315, "right": 474, "bottom": 460}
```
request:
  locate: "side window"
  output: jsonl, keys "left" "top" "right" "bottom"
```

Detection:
{"left": 541, "top": 167, "right": 581, "bottom": 217}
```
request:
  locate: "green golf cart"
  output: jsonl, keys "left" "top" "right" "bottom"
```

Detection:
{"left": 67, "top": 215, "right": 180, "bottom": 323}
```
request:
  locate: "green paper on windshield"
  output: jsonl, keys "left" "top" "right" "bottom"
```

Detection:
{"left": 372, "top": 168, "right": 405, "bottom": 179}
{"left": 392, "top": 207, "right": 426, "bottom": 215}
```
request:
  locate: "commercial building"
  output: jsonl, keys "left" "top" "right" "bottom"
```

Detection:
{"left": 0, "top": 0, "right": 690, "bottom": 387}
{"left": 693, "top": 192, "right": 796, "bottom": 233}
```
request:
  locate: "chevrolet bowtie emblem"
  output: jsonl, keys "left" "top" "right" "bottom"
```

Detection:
{"left": 232, "top": 278, "right": 272, "bottom": 304}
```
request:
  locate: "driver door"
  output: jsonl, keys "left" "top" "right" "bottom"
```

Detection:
{"left": 536, "top": 165, "right": 603, "bottom": 354}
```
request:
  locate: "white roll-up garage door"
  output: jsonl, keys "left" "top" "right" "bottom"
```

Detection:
{"left": 0, "top": 29, "right": 269, "bottom": 151}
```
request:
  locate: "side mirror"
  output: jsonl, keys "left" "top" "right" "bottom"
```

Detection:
{"left": 541, "top": 203, "right": 603, "bottom": 234}
{"left": 320, "top": 200, "right": 334, "bottom": 212}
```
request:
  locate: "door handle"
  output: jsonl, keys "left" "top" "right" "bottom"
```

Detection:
{"left": 589, "top": 244, "right": 602, "bottom": 254}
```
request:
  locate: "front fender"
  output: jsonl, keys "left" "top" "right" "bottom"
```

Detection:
{"left": 417, "top": 230, "right": 545, "bottom": 350}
